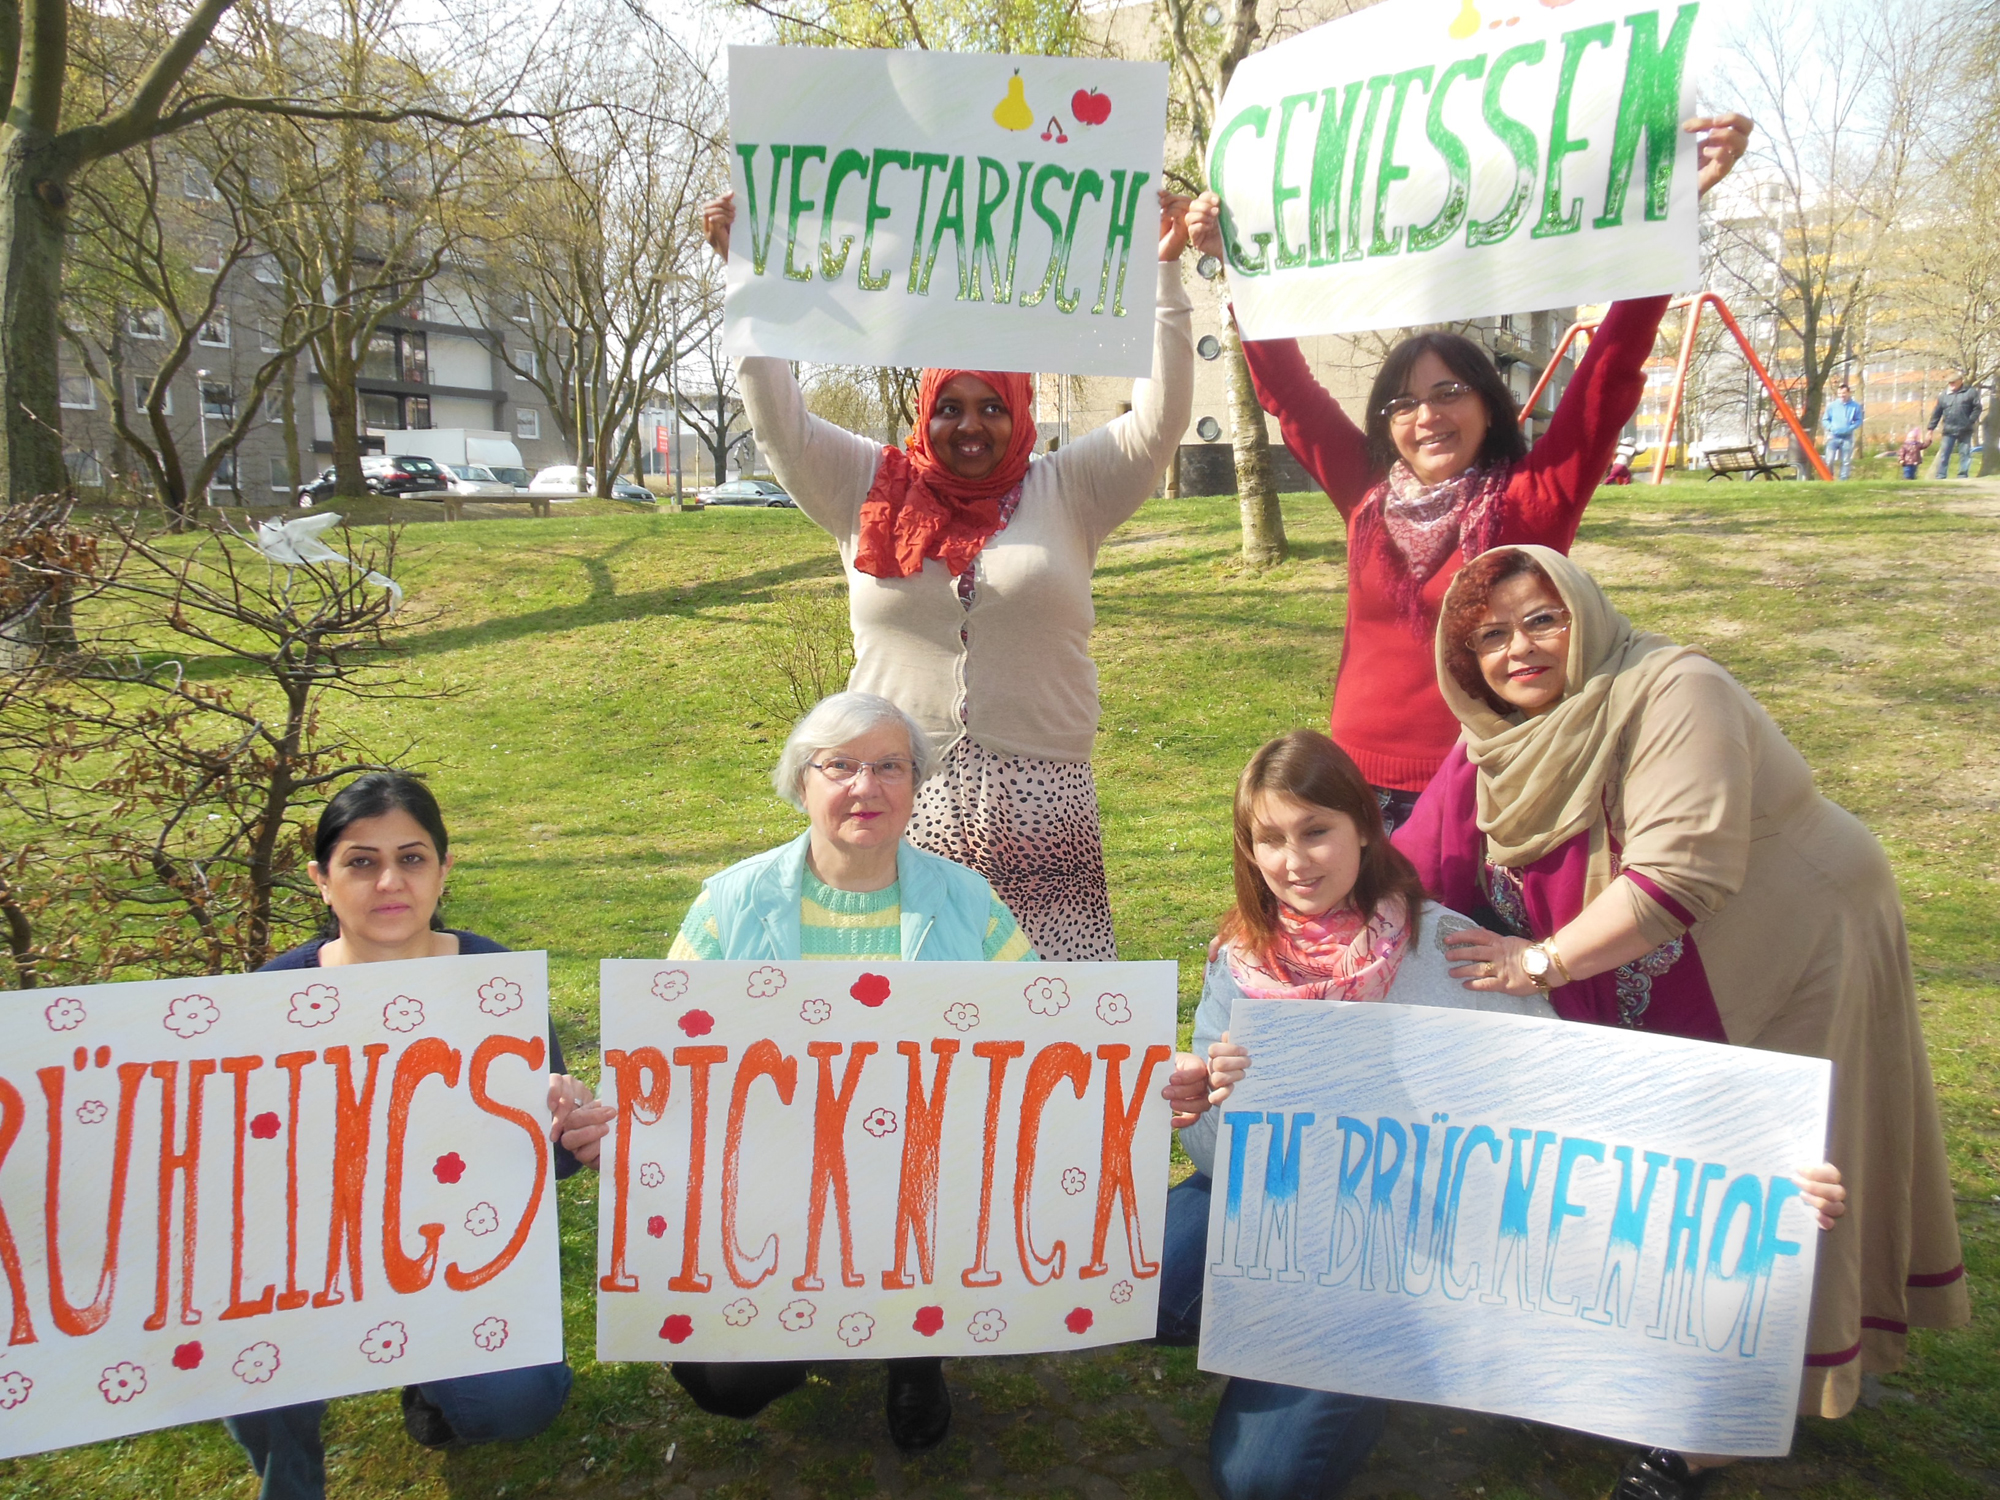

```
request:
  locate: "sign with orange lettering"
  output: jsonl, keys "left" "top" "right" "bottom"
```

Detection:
{"left": 0, "top": 954, "right": 563, "bottom": 1458}
{"left": 595, "top": 961, "right": 1176, "bottom": 1361}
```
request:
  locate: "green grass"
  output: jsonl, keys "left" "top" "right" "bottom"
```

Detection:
{"left": 3, "top": 476, "right": 1995, "bottom": 1497}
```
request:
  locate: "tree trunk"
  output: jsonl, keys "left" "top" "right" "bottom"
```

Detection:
{"left": 0, "top": 131, "right": 73, "bottom": 510}
{"left": 1222, "top": 324, "right": 1285, "bottom": 566}
{"left": 320, "top": 316, "right": 367, "bottom": 495}
{"left": 1980, "top": 380, "right": 1999, "bottom": 477}
{"left": 280, "top": 353, "right": 302, "bottom": 503}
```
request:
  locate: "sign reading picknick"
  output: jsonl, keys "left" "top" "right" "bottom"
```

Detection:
{"left": 0, "top": 955, "right": 563, "bottom": 1459}
{"left": 723, "top": 47, "right": 1170, "bottom": 377}
{"left": 1197, "top": 1000, "right": 1830, "bottom": 1457}
{"left": 1210, "top": 0, "right": 1710, "bottom": 337}
{"left": 595, "top": 961, "right": 1176, "bottom": 1362}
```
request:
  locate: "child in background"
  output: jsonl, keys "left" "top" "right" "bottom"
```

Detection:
{"left": 1899, "top": 427, "right": 1929, "bottom": 479}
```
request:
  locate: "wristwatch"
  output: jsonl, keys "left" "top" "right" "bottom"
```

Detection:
{"left": 1521, "top": 938, "right": 1571, "bottom": 990}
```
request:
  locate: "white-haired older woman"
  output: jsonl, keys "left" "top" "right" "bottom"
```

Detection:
{"left": 666, "top": 690, "right": 1035, "bottom": 1448}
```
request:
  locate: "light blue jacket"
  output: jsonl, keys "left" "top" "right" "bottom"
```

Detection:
{"left": 698, "top": 830, "right": 998, "bottom": 961}
{"left": 1823, "top": 397, "right": 1864, "bottom": 438}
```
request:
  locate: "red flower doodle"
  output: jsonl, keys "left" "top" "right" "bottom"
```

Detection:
{"left": 433, "top": 1152, "right": 466, "bottom": 1184}
{"left": 850, "top": 973, "right": 891, "bottom": 1007}
{"left": 913, "top": 1305, "right": 945, "bottom": 1337}
{"left": 646, "top": 1215, "right": 668, "bottom": 1239}
{"left": 250, "top": 1112, "right": 282, "bottom": 1140}
{"left": 171, "top": 1341, "right": 203, "bottom": 1371}
{"left": 1064, "top": 1307, "right": 1094, "bottom": 1335}
{"left": 659, "top": 1314, "right": 694, "bottom": 1344}
{"left": 678, "top": 1009, "right": 715, "bottom": 1037}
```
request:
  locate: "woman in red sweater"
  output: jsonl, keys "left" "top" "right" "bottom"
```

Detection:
{"left": 1186, "top": 113, "right": 1753, "bottom": 828}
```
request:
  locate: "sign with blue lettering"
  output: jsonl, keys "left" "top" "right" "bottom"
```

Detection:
{"left": 1196, "top": 1000, "right": 1829, "bottom": 1456}
{"left": 1209, "top": 0, "right": 1711, "bottom": 336}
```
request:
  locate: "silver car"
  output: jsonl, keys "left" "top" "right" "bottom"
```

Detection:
{"left": 446, "top": 464, "right": 521, "bottom": 497}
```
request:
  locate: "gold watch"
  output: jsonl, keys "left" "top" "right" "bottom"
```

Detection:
{"left": 1521, "top": 938, "right": 1572, "bottom": 990}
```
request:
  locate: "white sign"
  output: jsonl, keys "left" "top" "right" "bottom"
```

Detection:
{"left": 1211, "top": 0, "right": 1709, "bottom": 336}
{"left": 0, "top": 955, "right": 564, "bottom": 1459}
{"left": 724, "top": 47, "right": 1170, "bottom": 376}
{"left": 596, "top": 960, "right": 1176, "bottom": 1361}
{"left": 1198, "top": 1000, "right": 1829, "bottom": 1457}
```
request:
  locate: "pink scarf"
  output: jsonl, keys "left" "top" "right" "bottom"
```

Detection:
{"left": 1350, "top": 461, "right": 1513, "bottom": 636}
{"left": 1225, "top": 899, "right": 1411, "bottom": 1002}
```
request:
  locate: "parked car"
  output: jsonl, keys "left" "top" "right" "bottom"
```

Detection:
{"left": 610, "top": 479, "right": 656, "bottom": 504}
{"left": 297, "top": 467, "right": 338, "bottom": 506}
{"left": 362, "top": 454, "right": 450, "bottom": 497}
{"left": 702, "top": 479, "right": 794, "bottom": 507}
{"left": 445, "top": 464, "right": 520, "bottom": 498}
{"left": 528, "top": 465, "right": 594, "bottom": 495}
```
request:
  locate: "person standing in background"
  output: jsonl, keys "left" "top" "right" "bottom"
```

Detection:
{"left": 1927, "top": 373, "right": 1983, "bottom": 477}
{"left": 1899, "top": 427, "right": 1930, "bottom": 479}
{"left": 1821, "top": 382, "right": 1863, "bottom": 479}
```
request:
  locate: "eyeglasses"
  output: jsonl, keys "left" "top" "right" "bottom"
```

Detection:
{"left": 809, "top": 756, "right": 915, "bottom": 786}
{"left": 1466, "top": 605, "right": 1571, "bottom": 657}
{"left": 1380, "top": 381, "right": 1476, "bottom": 423}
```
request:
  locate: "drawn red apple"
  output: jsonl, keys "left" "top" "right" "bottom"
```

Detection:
{"left": 1071, "top": 88, "right": 1111, "bottom": 126}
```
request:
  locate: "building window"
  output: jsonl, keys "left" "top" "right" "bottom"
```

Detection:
{"left": 260, "top": 319, "right": 283, "bottom": 354}
{"left": 58, "top": 374, "right": 96, "bottom": 410}
{"left": 182, "top": 166, "right": 218, "bottom": 201}
{"left": 65, "top": 449, "right": 105, "bottom": 488}
{"left": 361, "top": 391, "right": 402, "bottom": 429}
{"left": 269, "top": 456, "right": 294, "bottom": 491}
{"left": 263, "top": 389, "right": 288, "bottom": 423}
{"left": 361, "top": 330, "right": 398, "bottom": 382}
{"left": 516, "top": 408, "right": 540, "bottom": 440}
{"left": 192, "top": 240, "right": 227, "bottom": 274}
{"left": 509, "top": 293, "right": 535, "bottom": 324}
{"left": 133, "top": 376, "right": 172, "bottom": 415}
{"left": 402, "top": 330, "right": 428, "bottom": 384}
{"left": 253, "top": 256, "right": 281, "bottom": 285}
{"left": 405, "top": 395, "right": 431, "bottom": 429}
{"left": 210, "top": 453, "right": 239, "bottom": 489}
{"left": 515, "top": 347, "right": 537, "bottom": 380}
{"left": 127, "top": 308, "right": 166, "bottom": 340}
{"left": 201, "top": 383, "right": 233, "bottom": 419}
{"left": 198, "top": 312, "right": 230, "bottom": 347}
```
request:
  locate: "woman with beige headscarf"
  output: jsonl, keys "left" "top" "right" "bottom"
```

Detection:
{"left": 1392, "top": 544, "right": 1967, "bottom": 1500}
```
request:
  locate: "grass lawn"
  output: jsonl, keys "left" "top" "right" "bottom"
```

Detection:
{"left": 4, "top": 476, "right": 1995, "bottom": 1498}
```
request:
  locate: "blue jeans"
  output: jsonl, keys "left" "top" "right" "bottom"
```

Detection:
{"left": 1824, "top": 432, "right": 1855, "bottom": 479}
{"left": 224, "top": 1362, "right": 572, "bottom": 1500}
{"left": 1936, "top": 432, "right": 1974, "bottom": 477}
{"left": 1158, "top": 1175, "right": 1386, "bottom": 1500}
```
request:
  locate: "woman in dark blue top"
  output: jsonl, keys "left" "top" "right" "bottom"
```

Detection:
{"left": 226, "top": 773, "right": 611, "bottom": 1500}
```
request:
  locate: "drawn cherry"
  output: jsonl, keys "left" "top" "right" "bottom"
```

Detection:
{"left": 1064, "top": 1306, "right": 1094, "bottom": 1334}
{"left": 1071, "top": 88, "right": 1111, "bottom": 125}
{"left": 678, "top": 1009, "right": 715, "bottom": 1037}
{"left": 658, "top": 1314, "right": 694, "bottom": 1344}
{"left": 646, "top": 1215, "right": 668, "bottom": 1239}
{"left": 850, "top": 973, "right": 891, "bottom": 1007}
{"left": 250, "top": 1112, "right": 282, "bottom": 1140}
{"left": 172, "top": 1341, "right": 203, "bottom": 1371}
{"left": 433, "top": 1152, "right": 466, "bottom": 1185}
{"left": 913, "top": 1305, "right": 945, "bottom": 1337}
{"left": 1040, "top": 116, "right": 1069, "bottom": 144}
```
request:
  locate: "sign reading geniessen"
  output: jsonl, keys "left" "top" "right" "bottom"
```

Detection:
{"left": 1197, "top": 1000, "right": 1829, "bottom": 1457}
{"left": 595, "top": 961, "right": 1176, "bottom": 1361}
{"left": 0, "top": 955, "right": 563, "bottom": 1459}
{"left": 1210, "top": 0, "right": 1710, "bottom": 336}
{"left": 723, "top": 47, "right": 1170, "bottom": 376}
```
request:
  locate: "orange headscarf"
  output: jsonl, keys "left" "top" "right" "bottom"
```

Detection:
{"left": 852, "top": 368, "right": 1039, "bottom": 579}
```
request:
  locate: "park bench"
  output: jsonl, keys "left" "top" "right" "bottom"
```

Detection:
{"left": 1704, "top": 445, "right": 1796, "bottom": 481}
{"left": 440, "top": 491, "right": 551, "bottom": 522}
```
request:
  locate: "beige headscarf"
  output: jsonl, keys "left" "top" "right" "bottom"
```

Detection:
{"left": 1434, "top": 546, "right": 1703, "bottom": 891}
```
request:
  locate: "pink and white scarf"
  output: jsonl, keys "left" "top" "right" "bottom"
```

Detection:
{"left": 1350, "top": 461, "right": 1513, "bottom": 636}
{"left": 1225, "top": 898, "right": 1411, "bottom": 1002}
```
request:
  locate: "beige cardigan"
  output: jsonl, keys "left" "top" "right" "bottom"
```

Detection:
{"left": 737, "top": 263, "right": 1194, "bottom": 764}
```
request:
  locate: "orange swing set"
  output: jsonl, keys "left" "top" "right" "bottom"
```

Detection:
{"left": 1517, "top": 292, "right": 1833, "bottom": 484}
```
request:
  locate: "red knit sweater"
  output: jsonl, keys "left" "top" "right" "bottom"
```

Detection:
{"left": 1243, "top": 296, "right": 1669, "bottom": 792}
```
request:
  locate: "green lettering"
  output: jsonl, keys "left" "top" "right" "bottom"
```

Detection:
{"left": 735, "top": 143, "right": 791, "bottom": 276}
{"left": 1594, "top": 5, "right": 1700, "bottom": 228}
{"left": 1209, "top": 105, "right": 1271, "bottom": 275}
{"left": 819, "top": 148, "right": 869, "bottom": 280}
{"left": 905, "top": 152, "right": 951, "bottom": 293}
{"left": 970, "top": 158, "right": 1017, "bottom": 303}
{"left": 1532, "top": 24, "right": 1614, "bottom": 239}
{"left": 1018, "top": 163, "right": 1074, "bottom": 308}
{"left": 783, "top": 145, "right": 826, "bottom": 282}
{"left": 858, "top": 148, "right": 911, "bottom": 291}
{"left": 1094, "top": 168, "right": 1149, "bottom": 316}
{"left": 1345, "top": 77, "right": 1393, "bottom": 265}
{"left": 1054, "top": 168, "right": 1104, "bottom": 313}
{"left": 1307, "top": 81, "right": 1365, "bottom": 265}
{"left": 920, "top": 157, "right": 970, "bottom": 297}
{"left": 1271, "top": 92, "right": 1316, "bottom": 269}
{"left": 1408, "top": 56, "right": 1484, "bottom": 253}
{"left": 1466, "top": 42, "right": 1544, "bottom": 247}
{"left": 1370, "top": 65, "right": 1435, "bottom": 257}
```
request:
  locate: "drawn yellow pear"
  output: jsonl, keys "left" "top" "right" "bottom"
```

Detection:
{"left": 1447, "top": 0, "right": 1481, "bottom": 38}
{"left": 993, "top": 71, "right": 1033, "bottom": 131}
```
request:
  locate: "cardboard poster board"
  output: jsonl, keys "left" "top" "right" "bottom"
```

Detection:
{"left": 1197, "top": 1000, "right": 1829, "bottom": 1457}
{"left": 724, "top": 47, "right": 1171, "bottom": 376}
{"left": 0, "top": 954, "right": 563, "bottom": 1458}
{"left": 1210, "top": 0, "right": 1711, "bottom": 336}
{"left": 596, "top": 960, "right": 1177, "bottom": 1361}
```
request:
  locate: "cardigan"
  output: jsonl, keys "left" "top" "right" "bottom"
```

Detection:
{"left": 261, "top": 930, "right": 581, "bottom": 1180}
{"left": 670, "top": 864, "right": 1035, "bottom": 962}
{"left": 1242, "top": 296, "right": 1669, "bottom": 790}
{"left": 736, "top": 262, "right": 1194, "bottom": 764}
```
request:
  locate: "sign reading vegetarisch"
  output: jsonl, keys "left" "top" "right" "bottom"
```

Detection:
{"left": 0, "top": 955, "right": 563, "bottom": 1458}
{"left": 1210, "top": 0, "right": 1710, "bottom": 336}
{"left": 723, "top": 47, "right": 1170, "bottom": 377}
{"left": 1197, "top": 1000, "right": 1830, "bottom": 1457}
{"left": 595, "top": 961, "right": 1176, "bottom": 1361}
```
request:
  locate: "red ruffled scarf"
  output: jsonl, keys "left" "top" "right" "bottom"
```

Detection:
{"left": 1349, "top": 461, "right": 1513, "bottom": 636}
{"left": 852, "top": 368, "right": 1039, "bottom": 579}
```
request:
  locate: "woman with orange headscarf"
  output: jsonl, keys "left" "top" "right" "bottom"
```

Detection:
{"left": 702, "top": 190, "right": 1193, "bottom": 962}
